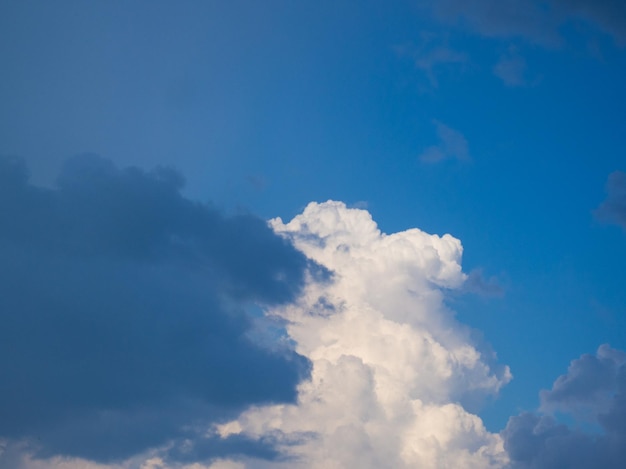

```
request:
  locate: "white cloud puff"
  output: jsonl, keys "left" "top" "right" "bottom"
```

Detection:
{"left": 214, "top": 201, "right": 512, "bottom": 468}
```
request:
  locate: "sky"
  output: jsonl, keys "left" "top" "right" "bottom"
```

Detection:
{"left": 1, "top": 1, "right": 625, "bottom": 468}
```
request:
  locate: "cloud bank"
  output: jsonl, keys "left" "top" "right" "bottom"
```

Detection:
{"left": 503, "top": 345, "right": 626, "bottom": 468}
{"left": 0, "top": 155, "right": 313, "bottom": 466}
{"left": 208, "top": 201, "right": 512, "bottom": 468}
{"left": 3, "top": 173, "right": 623, "bottom": 468}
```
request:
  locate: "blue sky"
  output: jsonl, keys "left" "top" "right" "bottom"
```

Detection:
{"left": 1, "top": 1, "right": 626, "bottom": 468}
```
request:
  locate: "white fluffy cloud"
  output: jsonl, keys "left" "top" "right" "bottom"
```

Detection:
{"left": 211, "top": 201, "right": 512, "bottom": 468}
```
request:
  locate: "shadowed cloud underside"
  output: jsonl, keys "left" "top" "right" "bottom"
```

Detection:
{"left": 0, "top": 155, "right": 314, "bottom": 463}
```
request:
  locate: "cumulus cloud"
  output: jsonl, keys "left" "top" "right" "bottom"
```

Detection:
{"left": 503, "top": 344, "right": 626, "bottom": 468}
{"left": 203, "top": 201, "right": 512, "bottom": 468}
{"left": 419, "top": 0, "right": 626, "bottom": 44}
{"left": 595, "top": 170, "right": 626, "bottom": 230}
{"left": 541, "top": 344, "right": 626, "bottom": 416}
{"left": 419, "top": 120, "right": 470, "bottom": 163}
{"left": 0, "top": 155, "right": 314, "bottom": 466}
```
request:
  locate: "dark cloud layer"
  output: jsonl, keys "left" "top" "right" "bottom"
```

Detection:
{"left": 421, "top": 0, "right": 626, "bottom": 43}
{"left": 503, "top": 345, "right": 626, "bottom": 468}
{"left": 0, "top": 155, "right": 315, "bottom": 464}
{"left": 595, "top": 171, "right": 626, "bottom": 230}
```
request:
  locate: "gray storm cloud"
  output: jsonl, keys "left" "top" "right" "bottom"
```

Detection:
{"left": 0, "top": 155, "right": 315, "bottom": 465}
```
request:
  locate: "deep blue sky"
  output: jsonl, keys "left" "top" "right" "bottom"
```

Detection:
{"left": 1, "top": 1, "right": 626, "bottom": 467}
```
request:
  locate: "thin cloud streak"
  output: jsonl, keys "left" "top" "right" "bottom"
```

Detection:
{"left": 420, "top": 0, "right": 626, "bottom": 44}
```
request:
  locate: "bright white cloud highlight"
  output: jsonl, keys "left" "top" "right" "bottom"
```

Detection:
{"left": 214, "top": 201, "right": 512, "bottom": 468}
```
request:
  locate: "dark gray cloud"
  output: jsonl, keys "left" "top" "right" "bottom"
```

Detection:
{"left": 420, "top": 0, "right": 626, "bottom": 44}
{"left": 595, "top": 171, "right": 626, "bottom": 230}
{"left": 503, "top": 345, "right": 626, "bottom": 468}
{"left": 541, "top": 344, "right": 625, "bottom": 413}
{"left": 0, "top": 155, "right": 318, "bottom": 464}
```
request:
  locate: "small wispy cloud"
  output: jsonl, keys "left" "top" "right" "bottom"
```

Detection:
{"left": 462, "top": 269, "right": 505, "bottom": 297}
{"left": 396, "top": 33, "right": 469, "bottom": 89}
{"left": 246, "top": 174, "right": 268, "bottom": 191}
{"left": 594, "top": 170, "right": 626, "bottom": 230}
{"left": 503, "top": 344, "right": 626, "bottom": 468}
{"left": 421, "top": 0, "right": 626, "bottom": 46}
{"left": 419, "top": 120, "right": 470, "bottom": 163}
{"left": 494, "top": 47, "right": 528, "bottom": 87}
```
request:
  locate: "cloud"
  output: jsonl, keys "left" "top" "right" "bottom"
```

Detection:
{"left": 396, "top": 34, "right": 469, "bottom": 88}
{"left": 503, "top": 344, "right": 626, "bottom": 468}
{"left": 493, "top": 48, "right": 528, "bottom": 87}
{"left": 419, "top": 120, "right": 470, "bottom": 163}
{"left": 462, "top": 269, "right": 505, "bottom": 297}
{"left": 13, "top": 193, "right": 622, "bottom": 469}
{"left": 420, "top": 0, "right": 626, "bottom": 44}
{"left": 415, "top": 45, "right": 468, "bottom": 88}
{"left": 553, "top": 0, "right": 626, "bottom": 43}
{"left": 0, "top": 155, "right": 315, "bottom": 465}
{"left": 595, "top": 170, "right": 626, "bottom": 230}
{"left": 420, "top": 0, "right": 561, "bottom": 45}
{"left": 203, "top": 201, "right": 512, "bottom": 468}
